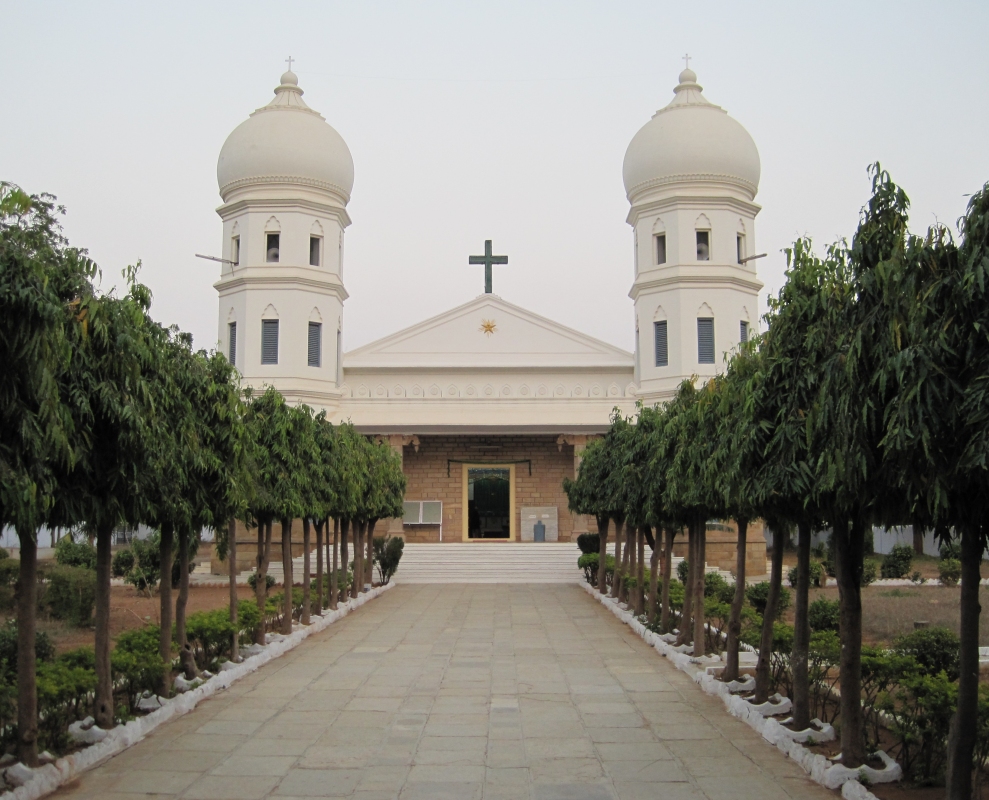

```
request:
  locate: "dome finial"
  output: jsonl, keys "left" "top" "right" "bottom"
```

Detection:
{"left": 280, "top": 56, "right": 298, "bottom": 87}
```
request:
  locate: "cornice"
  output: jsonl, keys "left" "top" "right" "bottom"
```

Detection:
{"left": 626, "top": 194, "right": 761, "bottom": 226}
{"left": 219, "top": 175, "right": 351, "bottom": 204}
{"left": 215, "top": 270, "right": 349, "bottom": 301}
{"left": 629, "top": 266, "right": 763, "bottom": 299}
{"left": 626, "top": 172, "right": 757, "bottom": 203}
{"left": 216, "top": 197, "right": 352, "bottom": 228}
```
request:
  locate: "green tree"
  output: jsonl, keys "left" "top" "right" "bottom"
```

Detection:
{"left": 0, "top": 185, "right": 95, "bottom": 763}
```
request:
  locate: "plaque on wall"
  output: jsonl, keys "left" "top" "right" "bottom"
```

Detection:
{"left": 520, "top": 507, "right": 558, "bottom": 542}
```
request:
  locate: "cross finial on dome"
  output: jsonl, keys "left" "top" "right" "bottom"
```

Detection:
{"left": 682, "top": 53, "right": 691, "bottom": 70}
{"left": 286, "top": 56, "right": 294, "bottom": 71}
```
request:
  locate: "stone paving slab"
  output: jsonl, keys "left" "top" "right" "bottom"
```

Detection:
{"left": 52, "top": 585, "right": 834, "bottom": 800}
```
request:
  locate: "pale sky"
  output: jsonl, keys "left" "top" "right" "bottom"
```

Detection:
{"left": 3, "top": 1, "right": 987, "bottom": 355}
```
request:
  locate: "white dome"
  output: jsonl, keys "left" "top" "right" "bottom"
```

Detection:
{"left": 217, "top": 72, "right": 354, "bottom": 201}
{"left": 623, "top": 69, "right": 760, "bottom": 199}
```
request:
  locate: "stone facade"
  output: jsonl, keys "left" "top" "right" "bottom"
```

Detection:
{"left": 396, "top": 434, "right": 581, "bottom": 543}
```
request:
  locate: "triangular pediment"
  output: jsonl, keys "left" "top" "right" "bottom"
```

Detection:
{"left": 344, "top": 295, "right": 633, "bottom": 370}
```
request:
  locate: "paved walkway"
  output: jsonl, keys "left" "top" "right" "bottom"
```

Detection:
{"left": 56, "top": 585, "right": 832, "bottom": 800}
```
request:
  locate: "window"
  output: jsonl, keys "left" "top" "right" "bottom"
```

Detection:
{"left": 696, "top": 231, "right": 710, "bottom": 261}
{"left": 261, "top": 319, "right": 279, "bottom": 364}
{"left": 737, "top": 234, "right": 745, "bottom": 264}
{"left": 654, "top": 321, "right": 668, "bottom": 367}
{"left": 309, "top": 236, "right": 321, "bottom": 266}
{"left": 308, "top": 322, "right": 322, "bottom": 367}
{"left": 265, "top": 233, "right": 280, "bottom": 263}
{"left": 740, "top": 320, "right": 749, "bottom": 344}
{"left": 228, "top": 322, "right": 237, "bottom": 364}
{"left": 232, "top": 236, "right": 240, "bottom": 266}
{"left": 697, "top": 317, "right": 715, "bottom": 364}
{"left": 655, "top": 234, "right": 667, "bottom": 265}
{"left": 403, "top": 501, "right": 442, "bottom": 525}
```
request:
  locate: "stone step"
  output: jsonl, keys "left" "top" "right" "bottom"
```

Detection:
{"left": 238, "top": 542, "right": 735, "bottom": 586}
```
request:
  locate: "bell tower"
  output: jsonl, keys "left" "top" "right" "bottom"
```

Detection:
{"left": 213, "top": 66, "right": 354, "bottom": 412}
{"left": 624, "top": 66, "right": 764, "bottom": 404}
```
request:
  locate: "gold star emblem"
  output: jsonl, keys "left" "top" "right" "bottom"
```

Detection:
{"left": 480, "top": 319, "right": 497, "bottom": 336}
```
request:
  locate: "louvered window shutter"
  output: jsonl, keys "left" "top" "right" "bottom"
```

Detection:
{"left": 228, "top": 322, "right": 237, "bottom": 365}
{"left": 654, "top": 321, "right": 668, "bottom": 367}
{"left": 697, "top": 318, "right": 715, "bottom": 364}
{"left": 308, "top": 322, "right": 322, "bottom": 367}
{"left": 740, "top": 320, "right": 749, "bottom": 344}
{"left": 261, "top": 320, "right": 279, "bottom": 365}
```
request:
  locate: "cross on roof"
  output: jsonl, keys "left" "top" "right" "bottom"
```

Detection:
{"left": 468, "top": 240, "right": 508, "bottom": 294}
{"left": 285, "top": 56, "right": 295, "bottom": 71}
{"left": 683, "top": 53, "right": 691, "bottom": 69}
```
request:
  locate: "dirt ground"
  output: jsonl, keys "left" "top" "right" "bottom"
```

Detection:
{"left": 8, "top": 583, "right": 256, "bottom": 655}
{"left": 778, "top": 584, "right": 989, "bottom": 647}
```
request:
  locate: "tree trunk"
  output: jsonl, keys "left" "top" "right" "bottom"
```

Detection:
{"left": 177, "top": 527, "right": 196, "bottom": 679}
{"left": 15, "top": 529, "right": 38, "bottom": 766}
{"left": 635, "top": 526, "right": 646, "bottom": 616}
{"left": 620, "top": 522, "right": 633, "bottom": 604}
{"left": 755, "top": 523, "right": 785, "bottom": 704}
{"left": 367, "top": 520, "right": 377, "bottom": 587}
{"left": 159, "top": 521, "right": 174, "bottom": 694}
{"left": 228, "top": 519, "right": 239, "bottom": 662}
{"left": 693, "top": 517, "right": 707, "bottom": 655}
{"left": 331, "top": 519, "right": 340, "bottom": 609}
{"left": 94, "top": 524, "right": 114, "bottom": 729}
{"left": 647, "top": 527, "right": 660, "bottom": 624}
{"left": 340, "top": 519, "right": 349, "bottom": 602}
{"left": 610, "top": 518, "right": 622, "bottom": 599}
{"left": 596, "top": 516, "right": 609, "bottom": 594}
{"left": 351, "top": 520, "right": 364, "bottom": 599}
{"left": 281, "top": 517, "right": 293, "bottom": 634}
{"left": 660, "top": 527, "right": 674, "bottom": 634}
{"left": 833, "top": 516, "right": 866, "bottom": 767}
{"left": 302, "top": 518, "right": 311, "bottom": 625}
{"left": 677, "top": 527, "right": 695, "bottom": 647}
{"left": 314, "top": 519, "right": 324, "bottom": 613}
{"left": 253, "top": 520, "right": 269, "bottom": 645}
{"left": 722, "top": 518, "right": 748, "bottom": 683}
{"left": 912, "top": 525, "right": 925, "bottom": 556}
{"left": 946, "top": 523, "right": 982, "bottom": 799}
{"left": 791, "top": 519, "right": 812, "bottom": 731}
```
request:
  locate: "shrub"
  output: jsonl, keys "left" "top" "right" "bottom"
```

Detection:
{"left": 878, "top": 668, "right": 956, "bottom": 783}
{"left": 576, "top": 533, "right": 600, "bottom": 555}
{"left": 125, "top": 533, "right": 196, "bottom": 593}
{"left": 37, "top": 657, "right": 97, "bottom": 751}
{"left": 939, "top": 541, "right": 961, "bottom": 561}
{"left": 44, "top": 564, "right": 97, "bottom": 626}
{"left": 745, "top": 581, "right": 791, "bottom": 619}
{"left": 787, "top": 561, "right": 824, "bottom": 588}
{"left": 0, "top": 547, "right": 8, "bottom": 560}
{"left": 861, "top": 559, "right": 879, "bottom": 586}
{"left": 185, "top": 608, "right": 235, "bottom": 669}
{"left": 111, "top": 548, "right": 135, "bottom": 578}
{"left": 676, "top": 559, "right": 689, "bottom": 585}
{"left": 236, "top": 599, "right": 262, "bottom": 643}
{"left": 880, "top": 544, "right": 914, "bottom": 579}
{"left": 0, "top": 557, "right": 17, "bottom": 588}
{"left": 113, "top": 626, "right": 165, "bottom": 710}
{"left": 578, "top": 553, "right": 615, "bottom": 588}
{"left": 54, "top": 538, "right": 97, "bottom": 570}
{"left": 372, "top": 535, "right": 405, "bottom": 584}
{"left": 808, "top": 597, "right": 840, "bottom": 632}
{"left": 623, "top": 568, "right": 651, "bottom": 591}
{"left": 894, "top": 627, "right": 960, "bottom": 681}
{"left": 0, "top": 619, "right": 54, "bottom": 681}
{"left": 938, "top": 558, "right": 961, "bottom": 587}
{"left": 248, "top": 571, "right": 277, "bottom": 592}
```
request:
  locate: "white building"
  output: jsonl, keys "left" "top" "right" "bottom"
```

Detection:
{"left": 212, "top": 65, "right": 763, "bottom": 547}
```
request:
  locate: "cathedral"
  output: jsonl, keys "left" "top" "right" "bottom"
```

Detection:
{"left": 211, "top": 63, "right": 764, "bottom": 552}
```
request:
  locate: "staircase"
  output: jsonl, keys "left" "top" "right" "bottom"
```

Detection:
{"left": 237, "top": 542, "right": 738, "bottom": 586}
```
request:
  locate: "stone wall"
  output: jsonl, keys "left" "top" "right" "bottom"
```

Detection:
{"left": 670, "top": 520, "right": 768, "bottom": 579}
